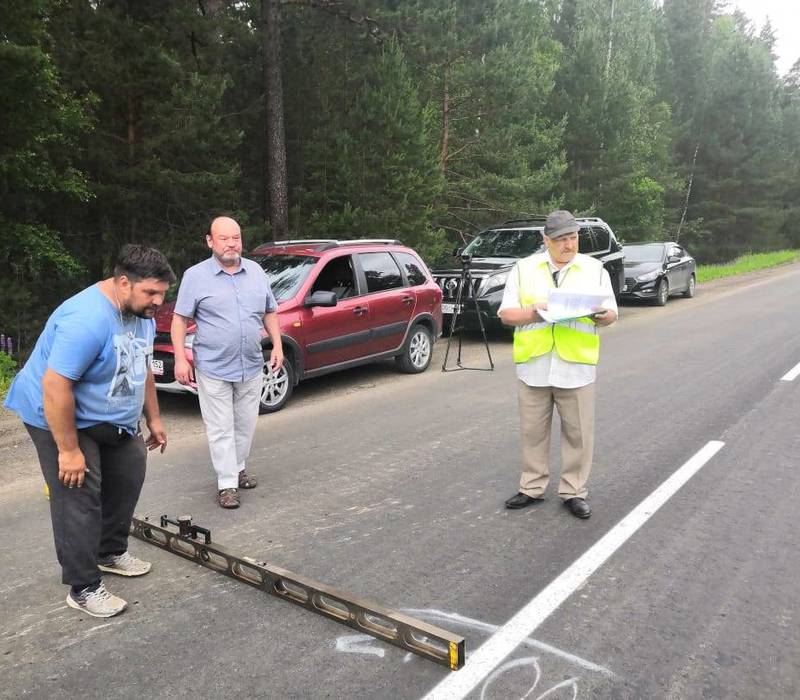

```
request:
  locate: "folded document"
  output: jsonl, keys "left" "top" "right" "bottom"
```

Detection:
{"left": 537, "top": 288, "right": 613, "bottom": 323}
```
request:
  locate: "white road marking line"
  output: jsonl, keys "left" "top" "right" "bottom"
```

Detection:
{"left": 780, "top": 361, "right": 800, "bottom": 382}
{"left": 422, "top": 440, "right": 725, "bottom": 700}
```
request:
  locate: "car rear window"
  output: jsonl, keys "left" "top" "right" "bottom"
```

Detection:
{"left": 394, "top": 252, "right": 428, "bottom": 286}
{"left": 251, "top": 254, "right": 317, "bottom": 301}
{"left": 358, "top": 252, "right": 403, "bottom": 292}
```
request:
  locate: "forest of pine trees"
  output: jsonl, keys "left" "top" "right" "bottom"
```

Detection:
{"left": 2, "top": 0, "right": 799, "bottom": 348}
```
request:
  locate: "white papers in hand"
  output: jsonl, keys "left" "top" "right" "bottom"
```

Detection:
{"left": 538, "top": 288, "right": 612, "bottom": 323}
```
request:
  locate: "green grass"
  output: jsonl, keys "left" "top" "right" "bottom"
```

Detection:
{"left": 697, "top": 250, "right": 800, "bottom": 284}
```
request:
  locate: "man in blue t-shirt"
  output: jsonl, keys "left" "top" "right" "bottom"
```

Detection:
{"left": 4, "top": 245, "right": 175, "bottom": 618}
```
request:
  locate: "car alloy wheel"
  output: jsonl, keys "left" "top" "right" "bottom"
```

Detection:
{"left": 655, "top": 279, "right": 668, "bottom": 306}
{"left": 259, "top": 359, "right": 294, "bottom": 413}
{"left": 396, "top": 324, "right": 433, "bottom": 373}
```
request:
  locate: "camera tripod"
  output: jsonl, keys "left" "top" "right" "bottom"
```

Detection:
{"left": 441, "top": 257, "right": 495, "bottom": 372}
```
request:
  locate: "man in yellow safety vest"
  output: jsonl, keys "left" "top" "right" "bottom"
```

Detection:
{"left": 499, "top": 210, "right": 617, "bottom": 519}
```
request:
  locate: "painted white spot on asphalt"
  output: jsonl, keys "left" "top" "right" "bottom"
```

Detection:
{"left": 335, "top": 634, "right": 385, "bottom": 658}
{"left": 421, "top": 440, "right": 725, "bottom": 700}
{"left": 780, "top": 360, "right": 800, "bottom": 382}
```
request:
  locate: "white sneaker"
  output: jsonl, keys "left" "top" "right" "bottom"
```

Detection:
{"left": 67, "top": 582, "right": 127, "bottom": 618}
{"left": 98, "top": 551, "right": 152, "bottom": 577}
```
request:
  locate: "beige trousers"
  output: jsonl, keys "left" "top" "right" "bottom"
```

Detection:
{"left": 196, "top": 371, "right": 263, "bottom": 490}
{"left": 517, "top": 381, "right": 595, "bottom": 500}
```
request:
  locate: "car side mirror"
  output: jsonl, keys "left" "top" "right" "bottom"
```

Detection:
{"left": 304, "top": 290, "right": 337, "bottom": 308}
{"left": 667, "top": 255, "right": 680, "bottom": 263}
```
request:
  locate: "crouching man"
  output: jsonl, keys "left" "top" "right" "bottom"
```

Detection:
{"left": 4, "top": 245, "right": 175, "bottom": 617}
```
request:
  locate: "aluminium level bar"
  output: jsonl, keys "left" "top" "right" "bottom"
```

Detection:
{"left": 130, "top": 515, "right": 465, "bottom": 670}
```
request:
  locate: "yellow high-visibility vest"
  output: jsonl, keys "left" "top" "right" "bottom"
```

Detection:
{"left": 512, "top": 254, "right": 601, "bottom": 366}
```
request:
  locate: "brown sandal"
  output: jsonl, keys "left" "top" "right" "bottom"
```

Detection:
{"left": 238, "top": 471, "right": 257, "bottom": 489}
{"left": 217, "top": 488, "right": 240, "bottom": 509}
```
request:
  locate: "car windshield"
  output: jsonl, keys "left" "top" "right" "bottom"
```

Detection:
{"left": 463, "top": 228, "right": 545, "bottom": 258}
{"left": 624, "top": 244, "right": 665, "bottom": 263}
{"left": 251, "top": 254, "right": 317, "bottom": 301}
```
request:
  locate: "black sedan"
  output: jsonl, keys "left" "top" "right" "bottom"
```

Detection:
{"left": 620, "top": 242, "right": 696, "bottom": 305}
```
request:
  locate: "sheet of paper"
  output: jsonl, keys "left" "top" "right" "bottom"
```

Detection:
{"left": 538, "top": 288, "right": 612, "bottom": 323}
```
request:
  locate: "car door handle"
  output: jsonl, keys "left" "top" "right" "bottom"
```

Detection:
{"left": 401, "top": 296, "right": 414, "bottom": 305}
{"left": 353, "top": 306, "right": 367, "bottom": 316}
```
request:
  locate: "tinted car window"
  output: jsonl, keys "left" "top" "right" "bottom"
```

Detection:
{"left": 310, "top": 255, "right": 358, "bottom": 299}
{"left": 623, "top": 244, "right": 665, "bottom": 263}
{"left": 463, "top": 229, "right": 544, "bottom": 258}
{"left": 359, "top": 252, "right": 403, "bottom": 293}
{"left": 394, "top": 252, "right": 428, "bottom": 286}
{"left": 592, "top": 226, "right": 610, "bottom": 251}
{"left": 252, "top": 254, "right": 317, "bottom": 302}
{"left": 578, "top": 228, "right": 594, "bottom": 254}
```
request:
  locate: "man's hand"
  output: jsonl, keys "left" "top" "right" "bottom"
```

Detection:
{"left": 591, "top": 307, "right": 618, "bottom": 326}
{"left": 174, "top": 357, "right": 194, "bottom": 386}
{"left": 58, "top": 448, "right": 88, "bottom": 488}
{"left": 145, "top": 418, "right": 168, "bottom": 453}
{"left": 269, "top": 346, "right": 284, "bottom": 373}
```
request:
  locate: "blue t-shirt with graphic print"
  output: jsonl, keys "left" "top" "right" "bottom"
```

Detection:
{"left": 4, "top": 284, "right": 155, "bottom": 433}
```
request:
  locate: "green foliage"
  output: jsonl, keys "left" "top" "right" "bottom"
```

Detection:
{"left": 0, "top": 0, "right": 91, "bottom": 347}
{"left": 0, "top": 351, "right": 17, "bottom": 399}
{"left": 696, "top": 250, "right": 800, "bottom": 283}
{"left": 2, "top": 0, "right": 799, "bottom": 338}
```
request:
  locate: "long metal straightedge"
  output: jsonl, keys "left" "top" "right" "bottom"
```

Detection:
{"left": 130, "top": 515, "right": 465, "bottom": 670}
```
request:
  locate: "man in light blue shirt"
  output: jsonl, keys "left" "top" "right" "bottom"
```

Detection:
{"left": 4, "top": 245, "right": 174, "bottom": 618}
{"left": 171, "top": 216, "right": 283, "bottom": 509}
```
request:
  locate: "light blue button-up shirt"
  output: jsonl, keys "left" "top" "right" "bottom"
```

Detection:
{"left": 175, "top": 256, "right": 277, "bottom": 382}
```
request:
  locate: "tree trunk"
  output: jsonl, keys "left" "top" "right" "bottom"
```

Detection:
{"left": 262, "top": 0, "right": 289, "bottom": 241}
{"left": 127, "top": 93, "right": 137, "bottom": 242}
{"left": 440, "top": 65, "right": 450, "bottom": 173}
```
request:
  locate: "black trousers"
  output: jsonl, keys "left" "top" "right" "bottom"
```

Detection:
{"left": 26, "top": 423, "right": 147, "bottom": 588}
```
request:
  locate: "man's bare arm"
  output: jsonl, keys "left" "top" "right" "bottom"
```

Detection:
{"left": 170, "top": 313, "right": 194, "bottom": 385}
{"left": 42, "top": 369, "right": 86, "bottom": 487}
{"left": 499, "top": 304, "right": 547, "bottom": 327}
{"left": 142, "top": 369, "right": 167, "bottom": 452}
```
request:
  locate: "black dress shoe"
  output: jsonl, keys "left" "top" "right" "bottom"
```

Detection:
{"left": 505, "top": 492, "right": 543, "bottom": 509}
{"left": 564, "top": 497, "right": 591, "bottom": 519}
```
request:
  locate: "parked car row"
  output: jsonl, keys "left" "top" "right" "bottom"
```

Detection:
{"left": 151, "top": 227, "right": 696, "bottom": 413}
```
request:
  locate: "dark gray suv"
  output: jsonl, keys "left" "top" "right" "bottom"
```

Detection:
{"left": 431, "top": 217, "right": 626, "bottom": 330}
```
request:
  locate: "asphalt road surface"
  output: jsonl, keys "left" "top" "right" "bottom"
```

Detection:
{"left": 2, "top": 264, "right": 799, "bottom": 699}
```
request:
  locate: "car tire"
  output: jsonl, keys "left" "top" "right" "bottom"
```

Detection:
{"left": 654, "top": 278, "right": 669, "bottom": 306}
{"left": 610, "top": 273, "right": 621, "bottom": 302}
{"left": 259, "top": 357, "right": 294, "bottom": 413}
{"left": 683, "top": 274, "right": 696, "bottom": 298}
{"left": 396, "top": 324, "right": 433, "bottom": 373}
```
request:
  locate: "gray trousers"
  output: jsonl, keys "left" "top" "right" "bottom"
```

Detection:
{"left": 196, "top": 371, "right": 262, "bottom": 489}
{"left": 517, "top": 381, "right": 595, "bottom": 500}
{"left": 26, "top": 423, "right": 147, "bottom": 589}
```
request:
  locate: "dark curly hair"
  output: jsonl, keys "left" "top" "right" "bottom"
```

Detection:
{"left": 114, "top": 244, "right": 176, "bottom": 284}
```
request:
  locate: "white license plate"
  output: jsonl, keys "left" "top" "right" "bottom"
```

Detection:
{"left": 151, "top": 359, "right": 164, "bottom": 376}
{"left": 441, "top": 303, "right": 461, "bottom": 314}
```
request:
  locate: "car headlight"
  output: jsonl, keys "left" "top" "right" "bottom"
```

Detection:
{"left": 184, "top": 333, "right": 195, "bottom": 349}
{"left": 480, "top": 271, "right": 509, "bottom": 294}
{"left": 636, "top": 270, "right": 660, "bottom": 283}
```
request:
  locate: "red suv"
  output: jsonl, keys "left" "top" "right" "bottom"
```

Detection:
{"left": 151, "top": 239, "right": 443, "bottom": 412}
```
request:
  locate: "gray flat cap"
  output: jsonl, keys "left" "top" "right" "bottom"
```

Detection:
{"left": 544, "top": 210, "right": 579, "bottom": 239}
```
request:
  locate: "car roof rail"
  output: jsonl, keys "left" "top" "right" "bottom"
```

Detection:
{"left": 334, "top": 239, "right": 403, "bottom": 246}
{"left": 270, "top": 239, "right": 338, "bottom": 246}
{"left": 501, "top": 216, "right": 547, "bottom": 225}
